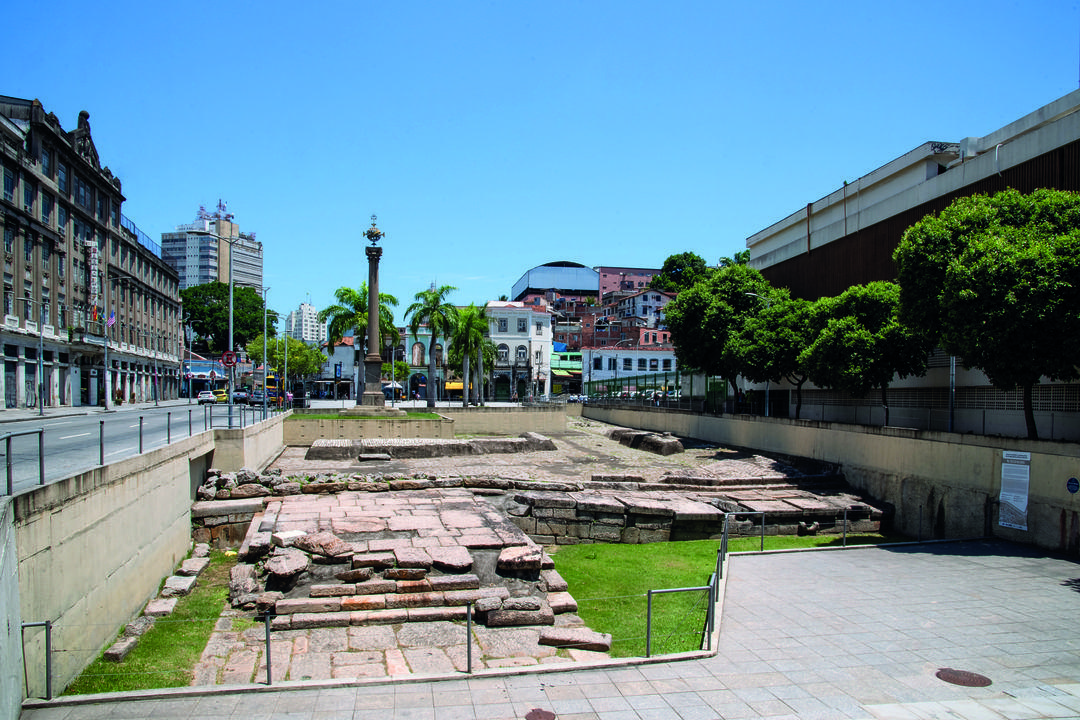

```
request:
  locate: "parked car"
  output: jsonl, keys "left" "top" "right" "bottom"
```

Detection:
{"left": 212, "top": 388, "right": 228, "bottom": 403}
{"left": 232, "top": 390, "right": 249, "bottom": 405}
{"left": 197, "top": 390, "right": 216, "bottom": 405}
{"left": 250, "top": 390, "right": 265, "bottom": 404}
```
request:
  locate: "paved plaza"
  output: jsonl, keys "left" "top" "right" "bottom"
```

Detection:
{"left": 17, "top": 416, "right": 1080, "bottom": 719}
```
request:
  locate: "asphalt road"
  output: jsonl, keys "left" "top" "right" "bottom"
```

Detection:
{"left": 1, "top": 402, "right": 274, "bottom": 495}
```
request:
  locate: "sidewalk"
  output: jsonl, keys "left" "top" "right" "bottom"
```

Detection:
{"left": 19, "top": 539, "right": 1080, "bottom": 720}
{"left": 0, "top": 398, "right": 195, "bottom": 425}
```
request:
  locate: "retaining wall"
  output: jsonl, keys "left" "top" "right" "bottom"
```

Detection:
{"left": 1, "top": 498, "right": 21, "bottom": 720}
{"left": 212, "top": 411, "right": 289, "bottom": 470}
{"left": 435, "top": 405, "right": 567, "bottom": 435}
{"left": 283, "top": 415, "right": 453, "bottom": 445}
{"left": 583, "top": 406, "right": 1080, "bottom": 554}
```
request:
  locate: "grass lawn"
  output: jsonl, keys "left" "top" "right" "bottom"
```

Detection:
{"left": 64, "top": 550, "right": 235, "bottom": 695}
{"left": 550, "top": 532, "right": 905, "bottom": 658}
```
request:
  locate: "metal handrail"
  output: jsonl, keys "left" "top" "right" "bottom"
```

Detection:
{"left": 3, "top": 428, "right": 44, "bottom": 495}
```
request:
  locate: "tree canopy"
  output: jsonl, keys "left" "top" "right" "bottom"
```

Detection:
{"left": 649, "top": 252, "right": 713, "bottom": 292}
{"left": 736, "top": 293, "right": 819, "bottom": 418}
{"left": 663, "top": 263, "right": 775, "bottom": 394}
{"left": 245, "top": 333, "right": 326, "bottom": 379}
{"left": 180, "top": 282, "right": 276, "bottom": 352}
{"left": 799, "top": 281, "right": 931, "bottom": 425}
{"left": 895, "top": 187, "right": 1080, "bottom": 438}
{"left": 318, "top": 284, "right": 399, "bottom": 355}
{"left": 405, "top": 285, "right": 458, "bottom": 407}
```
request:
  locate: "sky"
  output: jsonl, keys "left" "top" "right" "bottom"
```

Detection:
{"left": 6, "top": 0, "right": 1079, "bottom": 328}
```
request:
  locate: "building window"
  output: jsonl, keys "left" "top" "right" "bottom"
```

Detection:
{"left": 23, "top": 292, "right": 31, "bottom": 321}
{"left": 42, "top": 194, "right": 53, "bottom": 226}
{"left": 42, "top": 239, "right": 51, "bottom": 266}
{"left": 58, "top": 163, "right": 68, "bottom": 194}
{"left": 2, "top": 167, "right": 13, "bottom": 202}
{"left": 41, "top": 148, "right": 51, "bottom": 178}
{"left": 662, "top": 358, "right": 672, "bottom": 371}
{"left": 497, "top": 344, "right": 508, "bottom": 363}
{"left": 97, "top": 195, "right": 106, "bottom": 222}
{"left": 649, "top": 358, "right": 658, "bottom": 371}
{"left": 517, "top": 318, "right": 527, "bottom": 333}
{"left": 3, "top": 225, "right": 12, "bottom": 253}
{"left": 58, "top": 253, "right": 65, "bottom": 279}
{"left": 3, "top": 285, "right": 11, "bottom": 315}
{"left": 535, "top": 322, "right": 542, "bottom": 336}
{"left": 593, "top": 357, "right": 602, "bottom": 371}
{"left": 622, "top": 357, "right": 632, "bottom": 371}
{"left": 516, "top": 345, "right": 527, "bottom": 363}
{"left": 58, "top": 303, "right": 66, "bottom": 329}
{"left": 498, "top": 318, "right": 507, "bottom": 333}
{"left": 111, "top": 201, "right": 119, "bottom": 227}
{"left": 57, "top": 206, "right": 67, "bottom": 234}
{"left": 23, "top": 177, "right": 35, "bottom": 213}
{"left": 24, "top": 236, "right": 33, "bottom": 262}
{"left": 74, "top": 176, "right": 91, "bottom": 210}
{"left": 637, "top": 358, "right": 647, "bottom": 371}
{"left": 607, "top": 358, "right": 616, "bottom": 371}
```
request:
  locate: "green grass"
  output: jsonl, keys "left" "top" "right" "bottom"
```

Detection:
{"left": 550, "top": 532, "right": 904, "bottom": 658}
{"left": 64, "top": 550, "right": 236, "bottom": 695}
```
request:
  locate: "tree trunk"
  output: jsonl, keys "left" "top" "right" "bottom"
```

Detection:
{"left": 462, "top": 354, "right": 470, "bottom": 408}
{"left": 1023, "top": 383, "right": 1039, "bottom": 440}
{"left": 881, "top": 385, "right": 890, "bottom": 427}
{"left": 793, "top": 378, "right": 804, "bottom": 420}
{"left": 477, "top": 349, "right": 485, "bottom": 406}
{"left": 427, "top": 338, "right": 437, "bottom": 408}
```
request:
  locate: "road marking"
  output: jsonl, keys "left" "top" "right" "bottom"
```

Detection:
{"left": 107, "top": 447, "right": 136, "bottom": 456}
{"left": 59, "top": 433, "right": 91, "bottom": 440}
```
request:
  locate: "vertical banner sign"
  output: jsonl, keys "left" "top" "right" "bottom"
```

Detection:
{"left": 999, "top": 451, "right": 1031, "bottom": 530}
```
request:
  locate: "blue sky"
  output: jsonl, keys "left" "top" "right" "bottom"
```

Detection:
{"left": 6, "top": 0, "right": 1078, "bottom": 326}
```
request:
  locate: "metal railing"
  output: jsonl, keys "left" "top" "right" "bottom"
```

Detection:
{"left": 4, "top": 428, "right": 44, "bottom": 495}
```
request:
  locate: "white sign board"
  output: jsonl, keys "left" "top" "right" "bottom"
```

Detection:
{"left": 999, "top": 450, "right": 1030, "bottom": 531}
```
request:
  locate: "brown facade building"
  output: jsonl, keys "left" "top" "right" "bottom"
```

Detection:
{"left": 1, "top": 96, "right": 180, "bottom": 410}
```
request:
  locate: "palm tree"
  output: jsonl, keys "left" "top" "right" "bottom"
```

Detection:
{"left": 318, "top": 284, "right": 400, "bottom": 356}
{"left": 452, "top": 304, "right": 489, "bottom": 407}
{"left": 405, "top": 285, "right": 458, "bottom": 408}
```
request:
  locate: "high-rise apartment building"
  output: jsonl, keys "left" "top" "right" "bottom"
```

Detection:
{"left": 285, "top": 302, "right": 326, "bottom": 344}
{"left": 161, "top": 203, "right": 263, "bottom": 290}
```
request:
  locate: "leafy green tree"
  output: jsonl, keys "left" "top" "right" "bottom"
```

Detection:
{"left": 405, "top": 285, "right": 459, "bottom": 407}
{"left": 450, "top": 304, "right": 489, "bottom": 406}
{"left": 737, "top": 293, "right": 820, "bottom": 419}
{"left": 381, "top": 360, "right": 410, "bottom": 384}
{"left": 799, "top": 282, "right": 930, "bottom": 426}
{"left": 649, "top": 252, "right": 713, "bottom": 292}
{"left": 718, "top": 250, "right": 750, "bottom": 267}
{"left": 664, "top": 264, "right": 775, "bottom": 396}
{"left": 318, "top": 284, "right": 400, "bottom": 356}
{"left": 895, "top": 188, "right": 1080, "bottom": 439}
{"left": 180, "top": 282, "right": 275, "bottom": 352}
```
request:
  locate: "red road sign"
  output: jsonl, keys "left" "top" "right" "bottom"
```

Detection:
{"left": 221, "top": 351, "right": 237, "bottom": 367}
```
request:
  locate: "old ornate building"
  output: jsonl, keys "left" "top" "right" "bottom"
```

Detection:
{"left": 0, "top": 96, "right": 181, "bottom": 409}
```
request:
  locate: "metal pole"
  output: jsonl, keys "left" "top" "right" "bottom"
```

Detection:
{"left": 226, "top": 231, "right": 235, "bottom": 430}
{"left": 167, "top": 412, "right": 172, "bottom": 444}
{"left": 38, "top": 430, "right": 44, "bottom": 485}
{"left": 262, "top": 288, "right": 269, "bottom": 420}
{"left": 264, "top": 612, "right": 272, "bottom": 685}
{"left": 646, "top": 590, "right": 654, "bottom": 657}
{"left": 99, "top": 420, "right": 105, "bottom": 465}
{"left": 189, "top": 409, "right": 192, "bottom": 436}
{"left": 5, "top": 436, "right": 12, "bottom": 495}
{"left": 38, "top": 302, "right": 45, "bottom": 416}
{"left": 139, "top": 416, "right": 143, "bottom": 453}
{"left": 466, "top": 601, "right": 473, "bottom": 673}
{"left": 843, "top": 508, "right": 848, "bottom": 546}
{"left": 760, "top": 513, "right": 765, "bottom": 551}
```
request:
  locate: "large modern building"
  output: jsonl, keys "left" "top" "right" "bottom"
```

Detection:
{"left": 285, "top": 302, "right": 326, "bottom": 345}
{"left": 510, "top": 261, "right": 599, "bottom": 305}
{"left": 1, "top": 96, "right": 182, "bottom": 410}
{"left": 745, "top": 89, "right": 1080, "bottom": 438}
{"left": 161, "top": 203, "right": 263, "bottom": 291}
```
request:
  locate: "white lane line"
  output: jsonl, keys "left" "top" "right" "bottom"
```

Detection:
{"left": 60, "top": 433, "right": 91, "bottom": 440}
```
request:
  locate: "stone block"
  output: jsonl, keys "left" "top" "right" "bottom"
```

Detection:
{"left": 637, "top": 528, "right": 671, "bottom": 543}
{"left": 539, "top": 627, "right": 611, "bottom": 652}
{"left": 335, "top": 568, "right": 373, "bottom": 583}
{"left": 161, "top": 575, "right": 197, "bottom": 597}
{"left": 231, "top": 483, "right": 271, "bottom": 498}
{"left": 351, "top": 552, "right": 396, "bottom": 569}
{"left": 178, "top": 557, "right": 210, "bottom": 577}
{"left": 310, "top": 584, "right": 356, "bottom": 597}
{"left": 407, "top": 606, "right": 468, "bottom": 622}
{"left": 191, "top": 498, "right": 264, "bottom": 518}
{"left": 192, "top": 543, "right": 211, "bottom": 558}
{"left": 104, "top": 636, "right": 138, "bottom": 662}
{"left": 429, "top": 574, "right": 480, "bottom": 592}
{"left": 393, "top": 547, "right": 433, "bottom": 568}
{"left": 275, "top": 597, "right": 342, "bottom": 614}
{"left": 429, "top": 545, "right": 473, "bottom": 572}
{"left": 555, "top": 536, "right": 582, "bottom": 545}
{"left": 385, "top": 567, "right": 427, "bottom": 580}
{"left": 386, "top": 591, "right": 444, "bottom": 609}
{"left": 486, "top": 605, "right": 555, "bottom": 627}
{"left": 354, "top": 579, "right": 397, "bottom": 595}
{"left": 355, "top": 609, "right": 409, "bottom": 625}
{"left": 442, "top": 589, "right": 483, "bottom": 606}
{"left": 621, "top": 527, "right": 641, "bottom": 544}
{"left": 341, "top": 595, "right": 386, "bottom": 612}
{"left": 271, "top": 530, "right": 307, "bottom": 547}
{"left": 547, "top": 592, "right": 578, "bottom": 614}
{"left": 144, "top": 598, "right": 177, "bottom": 617}
{"left": 542, "top": 569, "right": 569, "bottom": 592}
{"left": 124, "top": 616, "right": 155, "bottom": 637}
{"left": 302, "top": 481, "right": 349, "bottom": 494}
{"left": 592, "top": 525, "right": 622, "bottom": 542}
{"left": 389, "top": 479, "right": 433, "bottom": 491}
{"left": 497, "top": 544, "right": 543, "bottom": 571}
{"left": 533, "top": 507, "right": 576, "bottom": 519}
{"left": 292, "top": 611, "right": 351, "bottom": 629}
{"left": 503, "top": 596, "right": 541, "bottom": 611}
{"left": 395, "top": 579, "right": 433, "bottom": 593}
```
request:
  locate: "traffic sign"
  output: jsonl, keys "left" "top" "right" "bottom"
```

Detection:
{"left": 221, "top": 351, "right": 237, "bottom": 367}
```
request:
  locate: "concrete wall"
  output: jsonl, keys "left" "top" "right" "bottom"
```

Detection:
{"left": 439, "top": 405, "right": 567, "bottom": 435}
{"left": 283, "top": 415, "right": 454, "bottom": 445}
{"left": 211, "top": 411, "right": 288, "bottom": 470}
{"left": 1, "top": 498, "right": 22, "bottom": 720}
{"left": 584, "top": 406, "right": 1080, "bottom": 554}
{"left": 12, "top": 432, "right": 215, "bottom": 698}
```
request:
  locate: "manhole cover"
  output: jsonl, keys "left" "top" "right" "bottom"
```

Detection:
{"left": 936, "top": 667, "right": 992, "bottom": 687}
{"left": 525, "top": 710, "right": 556, "bottom": 720}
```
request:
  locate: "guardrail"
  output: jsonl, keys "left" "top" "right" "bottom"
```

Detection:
{"left": 4, "top": 428, "right": 44, "bottom": 495}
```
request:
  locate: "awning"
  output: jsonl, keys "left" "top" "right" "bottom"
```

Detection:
{"left": 444, "top": 382, "right": 464, "bottom": 390}
{"left": 551, "top": 369, "right": 572, "bottom": 378}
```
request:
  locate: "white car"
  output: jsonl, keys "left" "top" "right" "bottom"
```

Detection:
{"left": 197, "top": 390, "right": 216, "bottom": 405}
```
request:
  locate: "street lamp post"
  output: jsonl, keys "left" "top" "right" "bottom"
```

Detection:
{"left": 262, "top": 288, "right": 269, "bottom": 418}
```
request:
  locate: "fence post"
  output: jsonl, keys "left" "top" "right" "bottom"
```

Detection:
{"left": 843, "top": 508, "right": 848, "bottom": 546}
{"left": 760, "top": 512, "right": 765, "bottom": 551}
{"left": 38, "top": 430, "right": 45, "bottom": 485}
{"left": 99, "top": 420, "right": 105, "bottom": 466}
{"left": 189, "top": 409, "right": 193, "bottom": 436}
{"left": 264, "top": 612, "right": 272, "bottom": 685}
{"left": 466, "top": 601, "right": 473, "bottom": 673}
{"left": 167, "top": 412, "right": 172, "bottom": 445}
{"left": 645, "top": 590, "right": 654, "bottom": 657}
{"left": 20, "top": 620, "right": 52, "bottom": 700}
{"left": 139, "top": 416, "right": 144, "bottom": 453}
{"left": 5, "top": 435, "right": 12, "bottom": 495}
